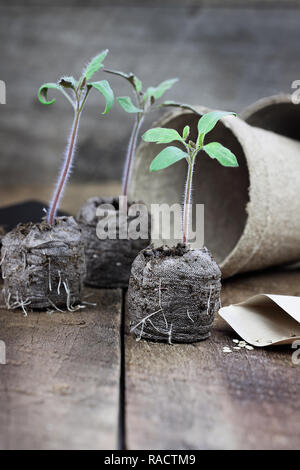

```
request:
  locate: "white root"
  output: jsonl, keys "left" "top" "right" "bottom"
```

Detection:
{"left": 20, "top": 299, "right": 31, "bottom": 317}
{"left": 57, "top": 270, "right": 62, "bottom": 295}
{"left": 168, "top": 323, "right": 173, "bottom": 345}
{"left": 48, "top": 258, "right": 52, "bottom": 292}
{"left": 63, "top": 280, "right": 75, "bottom": 312}
{"left": 136, "top": 319, "right": 145, "bottom": 341}
{"left": 148, "top": 318, "right": 168, "bottom": 335}
{"left": 70, "top": 302, "right": 86, "bottom": 311}
{"left": 130, "top": 308, "right": 163, "bottom": 332}
{"left": 5, "top": 291, "right": 11, "bottom": 309}
{"left": 48, "top": 297, "right": 65, "bottom": 313}
{"left": 207, "top": 285, "right": 212, "bottom": 315}
{"left": 62, "top": 280, "right": 83, "bottom": 312}
{"left": 8, "top": 291, "right": 31, "bottom": 316}
{"left": 187, "top": 308, "right": 194, "bottom": 323}
{"left": 0, "top": 249, "right": 6, "bottom": 266}
{"left": 132, "top": 279, "right": 172, "bottom": 342}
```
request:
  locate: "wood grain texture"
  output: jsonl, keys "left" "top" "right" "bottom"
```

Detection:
{"left": 125, "top": 268, "right": 300, "bottom": 450}
{"left": 0, "top": 287, "right": 122, "bottom": 450}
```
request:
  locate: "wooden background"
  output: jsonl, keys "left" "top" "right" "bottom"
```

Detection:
{"left": 1, "top": 0, "right": 300, "bottom": 186}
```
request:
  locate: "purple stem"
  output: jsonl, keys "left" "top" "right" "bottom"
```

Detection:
{"left": 122, "top": 114, "right": 144, "bottom": 197}
{"left": 47, "top": 110, "right": 81, "bottom": 224}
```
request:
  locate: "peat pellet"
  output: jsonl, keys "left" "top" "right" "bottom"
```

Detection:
{"left": 128, "top": 244, "right": 221, "bottom": 343}
{"left": 77, "top": 197, "right": 150, "bottom": 288}
{"left": 1, "top": 216, "right": 86, "bottom": 311}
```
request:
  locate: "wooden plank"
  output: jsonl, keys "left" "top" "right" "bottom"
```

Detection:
{"left": 0, "top": 287, "right": 122, "bottom": 450}
{"left": 125, "top": 268, "right": 300, "bottom": 450}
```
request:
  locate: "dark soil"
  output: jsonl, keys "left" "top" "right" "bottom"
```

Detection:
{"left": 128, "top": 244, "right": 222, "bottom": 343}
{"left": 1, "top": 216, "right": 86, "bottom": 311}
{"left": 77, "top": 197, "right": 150, "bottom": 288}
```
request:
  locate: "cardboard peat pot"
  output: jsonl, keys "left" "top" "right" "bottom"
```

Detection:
{"left": 128, "top": 244, "right": 221, "bottom": 343}
{"left": 1, "top": 216, "right": 86, "bottom": 311}
{"left": 241, "top": 94, "right": 300, "bottom": 140}
{"left": 128, "top": 106, "right": 300, "bottom": 278}
{"left": 77, "top": 197, "right": 150, "bottom": 288}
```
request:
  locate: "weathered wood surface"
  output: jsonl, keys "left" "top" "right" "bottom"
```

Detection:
{"left": 0, "top": 287, "right": 122, "bottom": 450}
{"left": 125, "top": 268, "right": 300, "bottom": 450}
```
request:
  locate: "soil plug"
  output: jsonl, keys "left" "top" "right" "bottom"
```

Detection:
{"left": 128, "top": 110, "right": 238, "bottom": 343}
{"left": 77, "top": 70, "right": 179, "bottom": 288}
{"left": 1, "top": 51, "right": 114, "bottom": 311}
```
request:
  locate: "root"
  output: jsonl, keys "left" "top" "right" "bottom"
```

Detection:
{"left": 48, "top": 258, "right": 52, "bottom": 292}
{"left": 63, "top": 280, "right": 75, "bottom": 312}
{"left": 132, "top": 279, "right": 173, "bottom": 343}
{"left": 130, "top": 308, "right": 163, "bottom": 332}
{"left": 70, "top": 303, "right": 86, "bottom": 311}
{"left": 207, "top": 285, "right": 212, "bottom": 315}
{"left": 136, "top": 319, "right": 145, "bottom": 342}
{"left": 7, "top": 291, "right": 31, "bottom": 316}
{"left": 0, "top": 249, "right": 6, "bottom": 266}
{"left": 148, "top": 318, "right": 168, "bottom": 335}
{"left": 63, "top": 280, "right": 84, "bottom": 312}
{"left": 5, "top": 291, "right": 11, "bottom": 309}
{"left": 48, "top": 297, "right": 65, "bottom": 313}
{"left": 20, "top": 299, "right": 30, "bottom": 317}
{"left": 168, "top": 323, "right": 173, "bottom": 345}
{"left": 57, "top": 270, "right": 62, "bottom": 295}
{"left": 187, "top": 308, "right": 194, "bottom": 323}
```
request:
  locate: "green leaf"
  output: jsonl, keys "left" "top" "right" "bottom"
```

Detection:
{"left": 203, "top": 142, "right": 238, "bottom": 167}
{"left": 134, "top": 76, "right": 142, "bottom": 93}
{"left": 88, "top": 80, "right": 114, "bottom": 114}
{"left": 150, "top": 146, "right": 188, "bottom": 172}
{"left": 104, "top": 69, "right": 130, "bottom": 80}
{"left": 38, "top": 83, "right": 64, "bottom": 105}
{"left": 117, "top": 96, "right": 143, "bottom": 113}
{"left": 197, "top": 111, "right": 236, "bottom": 137}
{"left": 84, "top": 50, "right": 108, "bottom": 81}
{"left": 142, "top": 127, "right": 182, "bottom": 144}
{"left": 58, "top": 76, "right": 76, "bottom": 89}
{"left": 105, "top": 69, "right": 142, "bottom": 93}
{"left": 160, "top": 101, "right": 201, "bottom": 115}
{"left": 182, "top": 125, "right": 190, "bottom": 140}
{"left": 145, "top": 78, "right": 179, "bottom": 101}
